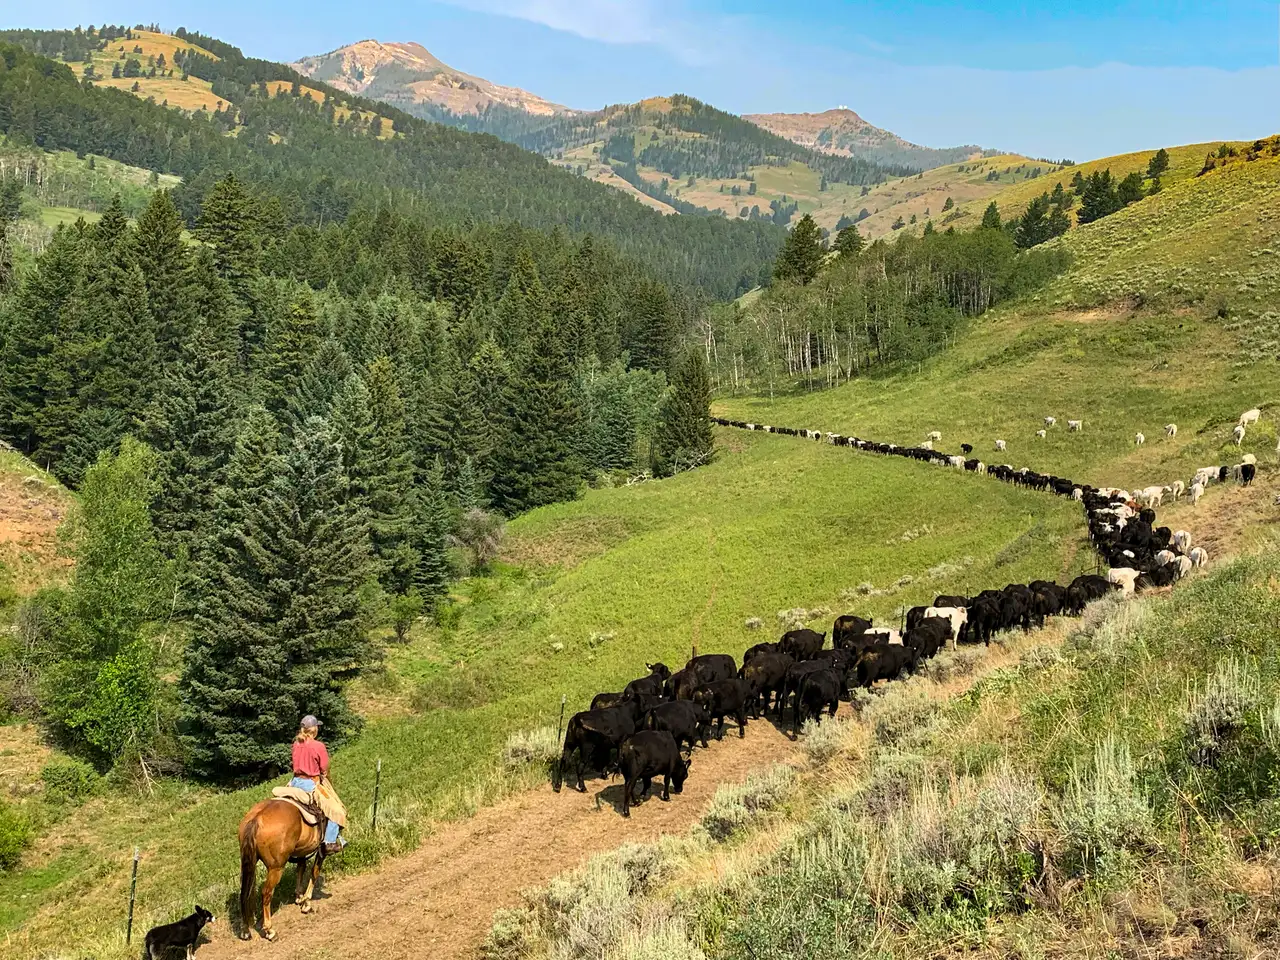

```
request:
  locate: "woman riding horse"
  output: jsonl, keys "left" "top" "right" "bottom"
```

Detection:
{"left": 237, "top": 716, "right": 348, "bottom": 940}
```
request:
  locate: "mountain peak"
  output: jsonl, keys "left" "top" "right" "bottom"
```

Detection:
{"left": 293, "top": 39, "right": 573, "bottom": 117}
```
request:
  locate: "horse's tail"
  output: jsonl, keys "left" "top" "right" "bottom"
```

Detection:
{"left": 239, "top": 815, "right": 260, "bottom": 931}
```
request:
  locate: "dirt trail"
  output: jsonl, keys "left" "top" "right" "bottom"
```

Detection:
{"left": 200, "top": 717, "right": 803, "bottom": 960}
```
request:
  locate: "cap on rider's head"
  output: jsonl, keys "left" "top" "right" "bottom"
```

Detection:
{"left": 301, "top": 715, "right": 322, "bottom": 729}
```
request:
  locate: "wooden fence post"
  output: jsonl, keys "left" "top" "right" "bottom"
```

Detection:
{"left": 371, "top": 759, "right": 383, "bottom": 831}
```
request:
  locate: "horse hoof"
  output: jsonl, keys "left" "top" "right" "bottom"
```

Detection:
{"left": 239, "top": 933, "right": 253, "bottom": 942}
{"left": 264, "top": 929, "right": 278, "bottom": 942}
{"left": 300, "top": 902, "right": 313, "bottom": 914}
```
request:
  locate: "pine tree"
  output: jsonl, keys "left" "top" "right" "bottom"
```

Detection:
{"left": 179, "top": 412, "right": 374, "bottom": 782}
{"left": 0, "top": 225, "right": 86, "bottom": 456}
{"left": 133, "top": 189, "right": 193, "bottom": 364}
{"left": 773, "top": 213, "right": 825, "bottom": 285}
{"left": 288, "top": 338, "right": 354, "bottom": 426}
{"left": 412, "top": 456, "right": 453, "bottom": 596}
{"left": 194, "top": 174, "right": 260, "bottom": 338}
{"left": 1146, "top": 148, "right": 1170, "bottom": 180}
{"left": 489, "top": 313, "right": 584, "bottom": 515}
{"left": 653, "top": 347, "right": 713, "bottom": 477}
{"left": 1046, "top": 205, "right": 1071, "bottom": 239}
{"left": 1117, "top": 171, "right": 1146, "bottom": 206}
{"left": 834, "top": 224, "right": 864, "bottom": 257}
{"left": 628, "top": 278, "right": 677, "bottom": 372}
{"left": 981, "top": 202, "right": 1002, "bottom": 230}
{"left": 140, "top": 314, "right": 240, "bottom": 565}
{"left": 494, "top": 247, "right": 547, "bottom": 357}
{"left": 363, "top": 356, "right": 419, "bottom": 591}
{"left": 259, "top": 293, "right": 321, "bottom": 417}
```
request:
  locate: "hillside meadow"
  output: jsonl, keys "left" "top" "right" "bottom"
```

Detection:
{"left": 488, "top": 538, "right": 1280, "bottom": 959}
{"left": 0, "top": 430, "right": 1089, "bottom": 957}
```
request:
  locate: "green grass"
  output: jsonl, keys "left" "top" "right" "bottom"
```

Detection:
{"left": 0, "top": 432, "right": 1088, "bottom": 956}
{"left": 490, "top": 542, "right": 1280, "bottom": 959}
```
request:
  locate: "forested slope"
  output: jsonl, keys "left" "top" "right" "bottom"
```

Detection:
{"left": 0, "top": 37, "right": 781, "bottom": 298}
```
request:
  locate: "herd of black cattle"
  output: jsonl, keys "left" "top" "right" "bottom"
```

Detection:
{"left": 552, "top": 417, "right": 1206, "bottom": 817}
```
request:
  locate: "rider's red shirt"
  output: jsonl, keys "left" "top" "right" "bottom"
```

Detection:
{"left": 292, "top": 739, "right": 329, "bottom": 778}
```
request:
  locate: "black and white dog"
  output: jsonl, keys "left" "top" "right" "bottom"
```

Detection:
{"left": 143, "top": 905, "right": 215, "bottom": 959}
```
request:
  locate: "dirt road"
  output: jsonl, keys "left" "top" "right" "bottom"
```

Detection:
{"left": 200, "top": 717, "right": 802, "bottom": 960}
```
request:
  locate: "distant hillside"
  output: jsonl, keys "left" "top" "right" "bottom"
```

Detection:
{"left": 746, "top": 108, "right": 987, "bottom": 171}
{"left": 292, "top": 39, "right": 573, "bottom": 118}
{"left": 0, "top": 27, "right": 785, "bottom": 299}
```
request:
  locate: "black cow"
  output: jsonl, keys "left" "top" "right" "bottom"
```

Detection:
{"left": 795, "top": 668, "right": 841, "bottom": 728}
{"left": 905, "top": 605, "right": 930, "bottom": 632}
{"left": 1065, "top": 573, "right": 1112, "bottom": 614}
{"left": 855, "top": 644, "right": 917, "bottom": 688}
{"left": 686, "top": 653, "right": 737, "bottom": 684}
{"left": 645, "top": 700, "right": 712, "bottom": 751}
{"left": 623, "top": 662, "right": 672, "bottom": 700}
{"left": 618, "top": 731, "right": 690, "bottom": 817}
{"left": 1242, "top": 463, "right": 1256, "bottom": 485}
{"left": 933, "top": 595, "right": 969, "bottom": 609}
{"left": 966, "top": 597, "right": 1001, "bottom": 644}
{"left": 832, "top": 615, "right": 872, "bottom": 650}
{"left": 692, "top": 679, "right": 753, "bottom": 739}
{"left": 781, "top": 659, "right": 831, "bottom": 714}
{"left": 904, "top": 618, "right": 950, "bottom": 658}
{"left": 779, "top": 628, "right": 825, "bottom": 660}
{"left": 556, "top": 705, "right": 639, "bottom": 793}
{"left": 961, "top": 443, "right": 973, "bottom": 455}
{"left": 591, "top": 691, "right": 627, "bottom": 711}
{"left": 742, "top": 641, "right": 779, "bottom": 664}
{"left": 739, "top": 652, "right": 795, "bottom": 716}
{"left": 664, "top": 668, "right": 698, "bottom": 701}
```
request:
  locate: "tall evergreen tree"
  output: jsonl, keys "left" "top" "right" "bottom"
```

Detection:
{"left": 259, "top": 292, "right": 321, "bottom": 417}
{"left": 194, "top": 174, "right": 261, "bottom": 349}
{"left": 1146, "top": 148, "right": 1170, "bottom": 180}
{"left": 140, "top": 314, "right": 240, "bottom": 565}
{"left": 489, "top": 313, "right": 584, "bottom": 515}
{"left": 179, "top": 412, "right": 374, "bottom": 781}
{"left": 653, "top": 347, "right": 714, "bottom": 476}
{"left": 773, "top": 213, "right": 825, "bottom": 285}
{"left": 412, "top": 456, "right": 453, "bottom": 596}
{"left": 133, "top": 189, "right": 193, "bottom": 363}
{"left": 834, "top": 224, "right": 864, "bottom": 257}
{"left": 981, "top": 202, "right": 1003, "bottom": 230}
{"left": 363, "top": 355, "right": 419, "bottom": 591}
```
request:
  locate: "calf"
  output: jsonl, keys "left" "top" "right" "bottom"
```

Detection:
{"left": 692, "top": 679, "right": 753, "bottom": 739}
{"left": 623, "top": 662, "right": 672, "bottom": 700}
{"left": 904, "top": 618, "right": 950, "bottom": 659}
{"left": 686, "top": 653, "right": 736, "bottom": 685}
{"left": 923, "top": 606, "right": 968, "bottom": 648}
{"left": 742, "top": 641, "right": 779, "bottom": 664}
{"left": 591, "top": 691, "right": 627, "bottom": 711}
{"left": 645, "top": 700, "right": 711, "bottom": 751}
{"left": 556, "top": 705, "right": 639, "bottom": 793}
{"left": 618, "top": 731, "right": 690, "bottom": 817}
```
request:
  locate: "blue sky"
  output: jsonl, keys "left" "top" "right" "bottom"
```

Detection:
{"left": 12, "top": 1, "right": 1280, "bottom": 159}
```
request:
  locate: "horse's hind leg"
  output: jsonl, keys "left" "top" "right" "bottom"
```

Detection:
{"left": 261, "top": 865, "right": 283, "bottom": 941}
{"left": 294, "top": 855, "right": 312, "bottom": 909}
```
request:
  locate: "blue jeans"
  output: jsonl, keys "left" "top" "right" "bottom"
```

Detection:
{"left": 289, "top": 777, "right": 342, "bottom": 844}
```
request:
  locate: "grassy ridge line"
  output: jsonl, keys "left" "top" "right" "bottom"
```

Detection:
{"left": 0, "top": 433, "right": 1087, "bottom": 957}
{"left": 488, "top": 540, "right": 1280, "bottom": 958}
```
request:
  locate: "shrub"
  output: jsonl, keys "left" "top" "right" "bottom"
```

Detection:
{"left": 801, "top": 716, "right": 854, "bottom": 765}
{"left": 450, "top": 508, "right": 506, "bottom": 574}
{"left": 701, "top": 764, "right": 797, "bottom": 841}
{"left": 0, "top": 800, "right": 32, "bottom": 871}
{"left": 920, "top": 646, "right": 987, "bottom": 683}
{"left": 501, "top": 727, "right": 560, "bottom": 771}
{"left": 387, "top": 590, "right": 424, "bottom": 643}
{"left": 1019, "top": 643, "right": 1064, "bottom": 672}
{"left": 1053, "top": 736, "right": 1154, "bottom": 880}
{"left": 721, "top": 821, "right": 874, "bottom": 960}
{"left": 604, "top": 918, "right": 706, "bottom": 960}
{"left": 865, "top": 682, "right": 940, "bottom": 748}
{"left": 1183, "top": 657, "right": 1262, "bottom": 764}
{"left": 743, "top": 616, "right": 763, "bottom": 631}
{"left": 41, "top": 756, "right": 100, "bottom": 804}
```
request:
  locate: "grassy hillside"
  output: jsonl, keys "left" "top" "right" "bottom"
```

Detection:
{"left": 0, "top": 432, "right": 1087, "bottom": 957}
{"left": 0, "top": 451, "right": 70, "bottom": 605}
{"left": 719, "top": 151, "right": 1280, "bottom": 513}
{"left": 490, "top": 543, "right": 1280, "bottom": 959}
{"left": 938, "top": 140, "right": 1239, "bottom": 236}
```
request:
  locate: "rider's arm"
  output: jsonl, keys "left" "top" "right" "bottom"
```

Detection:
{"left": 318, "top": 741, "right": 331, "bottom": 780}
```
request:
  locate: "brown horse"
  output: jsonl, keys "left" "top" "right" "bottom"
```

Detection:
{"left": 238, "top": 799, "right": 328, "bottom": 941}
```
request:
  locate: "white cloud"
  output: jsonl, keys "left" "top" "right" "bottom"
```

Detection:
{"left": 436, "top": 0, "right": 721, "bottom": 63}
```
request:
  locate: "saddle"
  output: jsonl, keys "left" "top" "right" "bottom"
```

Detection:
{"left": 271, "top": 786, "right": 322, "bottom": 826}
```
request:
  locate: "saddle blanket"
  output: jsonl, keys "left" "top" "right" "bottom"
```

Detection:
{"left": 272, "top": 786, "right": 321, "bottom": 825}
